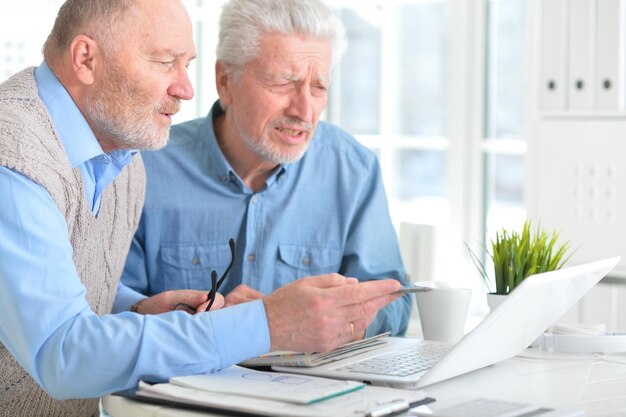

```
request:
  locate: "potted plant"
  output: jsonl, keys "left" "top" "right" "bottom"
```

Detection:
{"left": 467, "top": 220, "right": 573, "bottom": 309}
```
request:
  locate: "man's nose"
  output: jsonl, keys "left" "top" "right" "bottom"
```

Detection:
{"left": 168, "top": 67, "right": 194, "bottom": 101}
{"left": 286, "top": 85, "right": 313, "bottom": 122}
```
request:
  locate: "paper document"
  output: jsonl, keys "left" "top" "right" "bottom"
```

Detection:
{"left": 135, "top": 379, "right": 428, "bottom": 417}
{"left": 171, "top": 365, "right": 364, "bottom": 404}
{"left": 240, "top": 332, "right": 390, "bottom": 367}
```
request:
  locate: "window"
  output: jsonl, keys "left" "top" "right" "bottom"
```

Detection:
{"left": 0, "top": 2, "right": 61, "bottom": 81}
{"left": 329, "top": 1, "right": 451, "bottom": 230}
{"left": 329, "top": 1, "right": 528, "bottom": 282}
{"left": 484, "top": 0, "right": 528, "bottom": 241}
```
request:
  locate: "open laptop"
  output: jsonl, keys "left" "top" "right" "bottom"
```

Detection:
{"left": 274, "top": 257, "right": 620, "bottom": 389}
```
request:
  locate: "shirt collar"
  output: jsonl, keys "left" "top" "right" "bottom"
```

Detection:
{"left": 34, "top": 61, "right": 135, "bottom": 168}
{"left": 206, "top": 101, "right": 287, "bottom": 189}
{"left": 205, "top": 102, "right": 235, "bottom": 183}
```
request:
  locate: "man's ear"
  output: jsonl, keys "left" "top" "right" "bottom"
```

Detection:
{"left": 215, "top": 61, "right": 233, "bottom": 106}
{"left": 69, "top": 35, "right": 99, "bottom": 86}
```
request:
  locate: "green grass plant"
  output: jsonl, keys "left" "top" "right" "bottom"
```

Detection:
{"left": 468, "top": 220, "right": 573, "bottom": 295}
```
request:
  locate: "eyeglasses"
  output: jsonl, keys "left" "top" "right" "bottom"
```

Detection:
{"left": 173, "top": 238, "right": 236, "bottom": 314}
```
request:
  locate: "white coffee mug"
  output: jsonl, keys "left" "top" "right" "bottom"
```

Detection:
{"left": 415, "top": 287, "right": 471, "bottom": 343}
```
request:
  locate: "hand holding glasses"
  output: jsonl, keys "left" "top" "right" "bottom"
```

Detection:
{"left": 173, "top": 238, "right": 236, "bottom": 314}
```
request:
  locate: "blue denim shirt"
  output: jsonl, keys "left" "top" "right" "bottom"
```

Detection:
{"left": 122, "top": 102, "right": 411, "bottom": 336}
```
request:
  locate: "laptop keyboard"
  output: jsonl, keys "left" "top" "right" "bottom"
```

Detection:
{"left": 335, "top": 343, "right": 451, "bottom": 377}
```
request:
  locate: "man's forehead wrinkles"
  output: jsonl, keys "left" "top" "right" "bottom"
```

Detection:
{"left": 262, "top": 72, "right": 329, "bottom": 83}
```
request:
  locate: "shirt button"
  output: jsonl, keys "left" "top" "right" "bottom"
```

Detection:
{"left": 252, "top": 195, "right": 259, "bottom": 204}
{"left": 191, "top": 257, "right": 200, "bottom": 265}
{"left": 248, "top": 254, "right": 256, "bottom": 262}
{"left": 302, "top": 256, "right": 310, "bottom": 266}
{"left": 220, "top": 175, "right": 228, "bottom": 182}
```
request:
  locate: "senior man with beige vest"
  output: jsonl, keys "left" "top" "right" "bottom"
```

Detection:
{"left": 0, "top": 1, "right": 402, "bottom": 416}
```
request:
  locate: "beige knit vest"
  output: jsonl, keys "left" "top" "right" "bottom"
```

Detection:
{"left": 0, "top": 68, "right": 146, "bottom": 417}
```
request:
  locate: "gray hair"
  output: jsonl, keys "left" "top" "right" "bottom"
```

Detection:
{"left": 43, "top": 0, "right": 137, "bottom": 63}
{"left": 216, "top": 0, "right": 347, "bottom": 79}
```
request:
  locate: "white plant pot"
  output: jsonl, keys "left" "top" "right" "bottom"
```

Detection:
{"left": 486, "top": 293, "right": 506, "bottom": 311}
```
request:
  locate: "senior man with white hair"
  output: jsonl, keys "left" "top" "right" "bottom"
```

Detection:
{"left": 122, "top": 0, "right": 412, "bottom": 340}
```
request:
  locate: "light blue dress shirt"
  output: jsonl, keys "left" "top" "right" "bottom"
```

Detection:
{"left": 0, "top": 64, "right": 270, "bottom": 399}
{"left": 122, "top": 102, "right": 411, "bottom": 337}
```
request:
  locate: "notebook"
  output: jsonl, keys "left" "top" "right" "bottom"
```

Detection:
{"left": 274, "top": 257, "right": 620, "bottom": 389}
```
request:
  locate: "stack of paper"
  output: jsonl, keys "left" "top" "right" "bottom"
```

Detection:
{"left": 132, "top": 365, "right": 428, "bottom": 417}
{"left": 240, "top": 332, "right": 390, "bottom": 367}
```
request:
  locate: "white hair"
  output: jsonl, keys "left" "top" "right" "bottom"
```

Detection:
{"left": 216, "top": 0, "right": 347, "bottom": 79}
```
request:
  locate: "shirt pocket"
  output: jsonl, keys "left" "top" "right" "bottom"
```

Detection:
{"left": 159, "top": 242, "right": 232, "bottom": 291}
{"left": 274, "top": 243, "right": 342, "bottom": 286}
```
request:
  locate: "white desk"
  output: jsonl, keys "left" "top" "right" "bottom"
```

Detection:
{"left": 102, "top": 350, "right": 626, "bottom": 417}
{"left": 425, "top": 350, "right": 626, "bottom": 416}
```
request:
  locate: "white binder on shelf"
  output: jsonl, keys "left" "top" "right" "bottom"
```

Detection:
{"left": 594, "top": 0, "right": 625, "bottom": 110}
{"left": 567, "top": 0, "right": 595, "bottom": 110}
{"left": 540, "top": 0, "right": 567, "bottom": 111}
